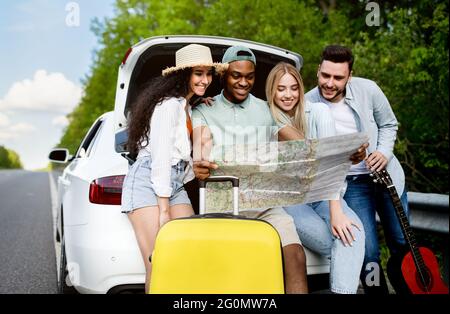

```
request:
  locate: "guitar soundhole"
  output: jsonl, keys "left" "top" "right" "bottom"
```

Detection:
{"left": 416, "top": 267, "right": 433, "bottom": 292}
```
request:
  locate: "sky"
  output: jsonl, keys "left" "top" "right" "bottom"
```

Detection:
{"left": 0, "top": 0, "right": 116, "bottom": 170}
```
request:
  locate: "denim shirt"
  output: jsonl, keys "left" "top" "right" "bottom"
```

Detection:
{"left": 305, "top": 77, "right": 406, "bottom": 195}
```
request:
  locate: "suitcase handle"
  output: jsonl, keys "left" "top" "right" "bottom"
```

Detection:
{"left": 199, "top": 176, "right": 239, "bottom": 215}
{"left": 198, "top": 176, "right": 239, "bottom": 188}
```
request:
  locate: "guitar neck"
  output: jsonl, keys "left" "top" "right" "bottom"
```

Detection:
{"left": 386, "top": 185, "right": 426, "bottom": 272}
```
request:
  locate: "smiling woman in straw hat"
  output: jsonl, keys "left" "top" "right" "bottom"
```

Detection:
{"left": 122, "top": 44, "right": 226, "bottom": 293}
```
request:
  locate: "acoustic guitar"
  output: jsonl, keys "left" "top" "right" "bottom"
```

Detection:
{"left": 371, "top": 169, "right": 448, "bottom": 294}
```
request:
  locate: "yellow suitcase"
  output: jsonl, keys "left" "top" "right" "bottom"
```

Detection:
{"left": 149, "top": 176, "right": 284, "bottom": 294}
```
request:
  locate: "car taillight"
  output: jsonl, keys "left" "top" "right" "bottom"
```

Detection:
{"left": 121, "top": 47, "right": 132, "bottom": 65}
{"left": 89, "top": 175, "right": 125, "bottom": 205}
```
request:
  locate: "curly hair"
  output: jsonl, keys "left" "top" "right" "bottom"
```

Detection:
{"left": 127, "top": 68, "right": 192, "bottom": 156}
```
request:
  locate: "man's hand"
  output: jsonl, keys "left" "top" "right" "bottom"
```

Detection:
{"left": 366, "top": 151, "right": 388, "bottom": 172}
{"left": 193, "top": 160, "right": 218, "bottom": 180}
{"left": 350, "top": 142, "right": 369, "bottom": 164}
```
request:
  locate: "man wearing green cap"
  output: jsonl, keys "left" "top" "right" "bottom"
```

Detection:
{"left": 191, "top": 46, "right": 308, "bottom": 294}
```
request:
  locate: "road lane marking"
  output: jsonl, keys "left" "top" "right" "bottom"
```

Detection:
{"left": 48, "top": 172, "right": 58, "bottom": 237}
{"left": 48, "top": 171, "right": 61, "bottom": 281}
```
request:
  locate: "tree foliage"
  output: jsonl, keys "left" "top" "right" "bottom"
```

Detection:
{"left": 0, "top": 145, "right": 23, "bottom": 169}
{"left": 57, "top": 0, "right": 449, "bottom": 193}
{"left": 352, "top": 2, "right": 449, "bottom": 192}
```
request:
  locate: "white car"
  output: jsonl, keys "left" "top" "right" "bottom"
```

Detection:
{"left": 49, "top": 35, "right": 330, "bottom": 294}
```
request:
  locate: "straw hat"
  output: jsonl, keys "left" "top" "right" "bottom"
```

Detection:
{"left": 162, "top": 44, "right": 228, "bottom": 76}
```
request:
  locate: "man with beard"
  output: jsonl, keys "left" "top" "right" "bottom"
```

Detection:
{"left": 305, "top": 45, "right": 409, "bottom": 294}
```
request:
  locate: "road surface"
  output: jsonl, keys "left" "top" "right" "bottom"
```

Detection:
{"left": 0, "top": 170, "right": 57, "bottom": 294}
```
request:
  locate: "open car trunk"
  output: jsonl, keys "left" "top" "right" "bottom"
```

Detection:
{"left": 114, "top": 35, "right": 303, "bottom": 153}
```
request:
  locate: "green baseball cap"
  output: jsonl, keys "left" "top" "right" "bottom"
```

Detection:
{"left": 222, "top": 45, "right": 256, "bottom": 65}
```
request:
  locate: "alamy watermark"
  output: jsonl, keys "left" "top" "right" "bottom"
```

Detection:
{"left": 65, "top": 2, "right": 80, "bottom": 27}
{"left": 365, "top": 2, "right": 380, "bottom": 27}
{"left": 365, "top": 262, "right": 381, "bottom": 287}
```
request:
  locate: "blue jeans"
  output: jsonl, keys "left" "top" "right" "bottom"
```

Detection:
{"left": 284, "top": 200, "right": 365, "bottom": 294}
{"left": 343, "top": 174, "right": 409, "bottom": 294}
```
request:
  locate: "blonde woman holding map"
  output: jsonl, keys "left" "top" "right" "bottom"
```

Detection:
{"left": 266, "top": 62, "right": 365, "bottom": 294}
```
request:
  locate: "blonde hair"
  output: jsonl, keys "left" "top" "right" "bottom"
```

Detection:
{"left": 265, "top": 62, "right": 307, "bottom": 137}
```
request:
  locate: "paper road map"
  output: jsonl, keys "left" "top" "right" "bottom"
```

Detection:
{"left": 204, "top": 133, "right": 369, "bottom": 212}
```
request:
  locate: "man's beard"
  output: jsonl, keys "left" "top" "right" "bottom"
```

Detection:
{"left": 319, "top": 85, "right": 346, "bottom": 102}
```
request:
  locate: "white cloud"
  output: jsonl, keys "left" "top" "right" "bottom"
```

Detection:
{"left": 0, "top": 131, "right": 14, "bottom": 141}
{"left": 9, "top": 123, "right": 36, "bottom": 133}
{"left": 52, "top": 115, "right": 69, "bottom": 127}
{"left": 0, "top": 70, "right": 83, "bottom": 113}
{"left": 0, "top": 123, "right": 36, "bottom": 141}
{"left": 0, "top": 113, "right": 10, "bottom": 127}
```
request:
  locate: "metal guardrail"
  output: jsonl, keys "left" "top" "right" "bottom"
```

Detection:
{"left": 375, "top": 192, "right": 449, "bottom": 234}
{"left": 407, "top": 192, "right": 449, "bottom": 234}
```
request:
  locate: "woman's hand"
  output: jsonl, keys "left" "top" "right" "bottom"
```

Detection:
{"left": 157, "top": 197, "right": 171, "bottom": 228}
{"left": 159, "top": 210, "right": 171, "bottom": 228}
{"left": 202, "top": 97, "right": 214, "bottom": 106}
{"left": 330, "top": 201, "right": 361, "bottom": 247}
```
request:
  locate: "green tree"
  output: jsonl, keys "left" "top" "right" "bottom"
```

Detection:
{"left": 7, "top": 150, "right": 23, "bottom": 168}
{"left": 352, "top": 3, "right": 449, "bottom": 193}
{"left": 0, "top": 146, "right": 8, "bottom": 168}
{"left": 0, "top": 145, "right": 23, "bottom": 169}
{"left": 199, "top": 0, "right": 352, "bottom": 89}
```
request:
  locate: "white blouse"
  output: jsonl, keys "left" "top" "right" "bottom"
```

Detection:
{"left": 137, "top": 97, "right": 195, "bottom": 197}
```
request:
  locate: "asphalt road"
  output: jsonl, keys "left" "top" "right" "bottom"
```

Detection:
{"left": 0, "top": 170, "right": 57, "bottom": 294}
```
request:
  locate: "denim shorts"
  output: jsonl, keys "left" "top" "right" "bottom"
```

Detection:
{"left": 121, "top": 156, "right": 191, "bottom": 213}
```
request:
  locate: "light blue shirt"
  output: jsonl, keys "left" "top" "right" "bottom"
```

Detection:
{"left": 306, "top": 77, "right": 406, "bottom": 195}
{"left": 277, "top": 101, "right": 337, "bottom": 139}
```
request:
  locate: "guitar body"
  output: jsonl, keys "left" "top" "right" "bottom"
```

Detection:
{"left": 370, "top": 168, "right": 448, "bottom": 295}
{"left": 401, "top": 247, "right": 449, "bottom": 294}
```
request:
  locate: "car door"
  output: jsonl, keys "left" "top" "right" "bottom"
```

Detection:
{"left": 59, "top": 117, "right": 105, "bottom": 229}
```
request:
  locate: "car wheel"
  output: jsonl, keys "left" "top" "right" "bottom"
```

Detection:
{"left": 58, "top": 236, "right": 78, "bottom": 294}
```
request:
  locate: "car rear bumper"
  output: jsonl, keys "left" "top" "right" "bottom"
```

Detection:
{"left": 64, "top": 207, "right": 145, "bottom": 294}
